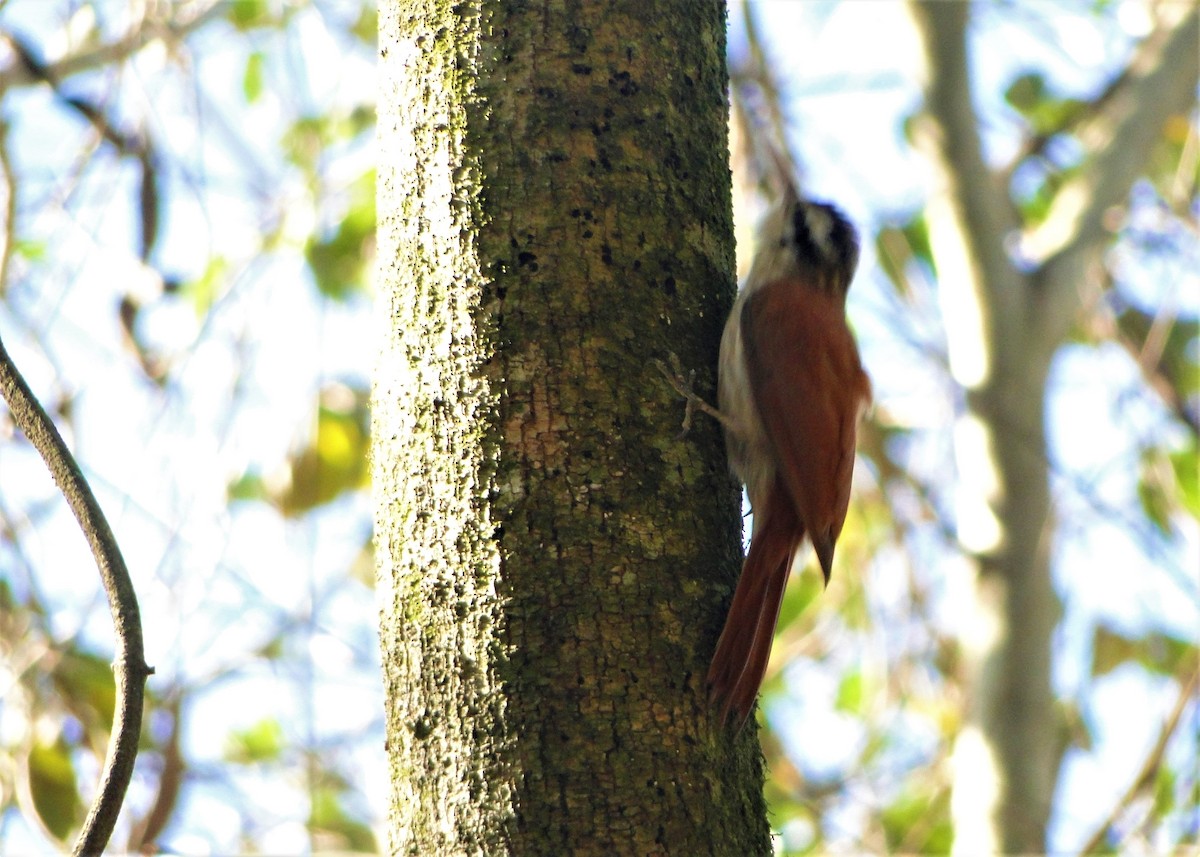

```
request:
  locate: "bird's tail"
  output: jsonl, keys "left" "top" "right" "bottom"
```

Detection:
{"left": 707, "top": 482, "right": 803, "bottom": 729}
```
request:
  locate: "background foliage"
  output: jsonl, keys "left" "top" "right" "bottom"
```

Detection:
{"left": 0, "top": 1, "right": 1194, "bottom": 853}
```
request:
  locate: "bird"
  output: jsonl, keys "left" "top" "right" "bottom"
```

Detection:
{"left": 661, "top": 169, "right": 871, "bottom": 729}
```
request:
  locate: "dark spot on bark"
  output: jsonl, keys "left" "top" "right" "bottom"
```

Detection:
{"left": 571, "top": 63, "right": 592, "bottom": 75}
{"left": 566, "top": 24, "right": 591, "bottom": 53}
{"left": 662, "top": 276, "right": 676, "bottom": 295}
{"left": 610, "top": 71, "right": 638, "bottom": 97}
{"left": 601, "top": 244, "right": 613, "bottom": 265}
{"left": 518, "top": 251, "right": 538, "bottom": 268}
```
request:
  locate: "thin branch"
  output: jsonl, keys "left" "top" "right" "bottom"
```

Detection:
{"left": 127, "top": 693, "right": 184, "bottom": 853}
{"left": 4, "top": 32, "right": 162, "bottom": 262}
{"left": 0, "top": 333, "right": 153, "bottom": 856}
{"left": 0, "top": 2, "right": 224, "bottom": 97}
{"left": 1075, "top": 667, "right": 1198, "bottom": 856}
{"left": 0, "top": 118, "right": 12, "bottom": 294}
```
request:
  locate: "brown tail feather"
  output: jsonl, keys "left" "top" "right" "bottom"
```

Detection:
{"left": 707, "top": 484, "right": 803, "bottom": 729}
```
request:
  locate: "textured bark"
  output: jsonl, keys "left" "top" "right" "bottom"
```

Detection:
{"left": 375, "top": 1, "right": 770, "bottom": 854}
{"left": 908, "top": 3, "right": 1199, "bottom": 853}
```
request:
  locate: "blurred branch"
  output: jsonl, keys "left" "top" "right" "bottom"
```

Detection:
{"left": 0, "top": 118, "right": 11, "bottom": 295}
{"left": 0, "top": 333, "right": 153, "bottom": 856}
{"left": 128, "top": 693, "right": 185, "bottom": 854}
{"left": 1030, "top": 4, "right": 1199, "bottom": 350}
{"left": 1075, "top": 667, "right": 1198, "bottom": 856}
{"left": 0, "top": 3, "right": 223, "bottom": 96}
{"left": 730, "top": 1, "right": 794, "bottom": 183}
{"left": 908, "top": 0, "right": 1026, "bottom": 351}
{"left": 1116, "top": 306, "right": 1200, "bottom": 438}
{"left": 4, "top": 32, "right": 160, "bottom": 262}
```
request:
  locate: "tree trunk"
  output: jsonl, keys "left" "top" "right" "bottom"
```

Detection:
{"left": 374, "top": 1, "right": 771, "bottom": 853}
{"left": 908, "top": 2, "right": 1199, "bottom": 853}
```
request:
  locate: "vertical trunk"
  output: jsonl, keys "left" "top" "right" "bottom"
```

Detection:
{"left": 375, "top": 2, "right": 771, "bottom": 853}
{"left": 909, "top": 4, "right": 1058, "bottom": 852}
{"left": 946, "top": 366, "right": 1058, "bottom": 856}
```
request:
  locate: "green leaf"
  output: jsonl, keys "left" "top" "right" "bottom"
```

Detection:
{"left": 311, "top": 785, "right": 378, "bottom": 852}
{"left": 13, "top": 239, "right": 46, "bottom": 261}
{"left": 179, "top": 256, "right": 226, "bottom": 319}
{"left": 775, "top": 568, "right": 820, "bottom": 632}
{"left": 875, "top": 218, "right": 934, "bottom": 298}
{"left": 227, "top": 0, "right": 271, "bottom": 30}
{"left": 1115, "top": 307, "right": 1199, "bottom": 401}
{"left": 0, "top": 577, "right": 14, "bottom": 612}
{"left": 1004, "top": 72, "right": 1085, "bottom": 135}
{"left": 1152, "top": 766, "right": 1177, "bottom": 819}
{"left": 278, "top": 383, "right": 370, "bottom": 516}
{"left": 52, "top": 648, "right": 116, "bottom": 734}
{"left": 226, "top": 718, "right": 285, "bottom": 763}
{"left": 835, "top": 668, "right": 866, "bottom": 715}
{"left": 1091, "top": 625, "right": 1141, "bottom": 677}
{"left": 1004, "top": 72, "right": 1046, "bottom": 114}
{"left": 1171, "top": 444, "right": 1199, "bottom": 519}
{"left": 1137, "top": 448, "right": 1175, "bottom": 535}
{"left": 351, "top": 7, "right": 378, "bottom": 46}
{"left": 282, "top": 115, "right": 323, "bottom": 172}
{"left": 880, "top": 788, "right": 952, "bottom": 854}
{"left": 244, "top": 50, "right": 265, "bottom": 103}
{"left": 305, "top": 169, "right": 376, "bottom": 301}
{"left": 227, "top": 470, "right": 270, "bottom": 503}
{"left": 1091, "top": 624, "right": 1194, "bottom": 677}
{"left": 29, "top": 739, "right": 82, "bottom": 841}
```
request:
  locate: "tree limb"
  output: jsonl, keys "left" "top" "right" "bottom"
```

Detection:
{"left": 0, "top": 2, "right": 223, "bottom": 96}
{"left": 908, "top": 0, "right": 1027, "bottom": 372}
{"left": 0, "top": 333, "right": 153, "bottom": 856}
{"left": 1030, "top": 5, "right": 1199, "bottom": 352}
{"left": 4, "top": 32, "right": 161, "bottom": 262}
{"left": 1075, "top": 666, "right": 1198, "bottom": 856}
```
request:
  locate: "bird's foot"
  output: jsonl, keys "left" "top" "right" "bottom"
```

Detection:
{"left": 653, "top": 352, "right": 734, "bottom": 436}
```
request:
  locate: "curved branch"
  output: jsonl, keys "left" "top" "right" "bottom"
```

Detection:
{"left": 1030, "top": 5, "right": 1199, "bottom": 349}
{"left": 0, "top": 333, "right": 153, "bottom": 856}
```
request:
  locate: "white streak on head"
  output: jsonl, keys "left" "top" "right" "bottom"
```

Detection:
{"left": 799, "top": 203, "right": 834, "bottom": 258}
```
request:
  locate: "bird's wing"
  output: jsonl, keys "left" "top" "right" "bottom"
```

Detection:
{"left": 741, "top": 278, "right": 869, "bottom": 577}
